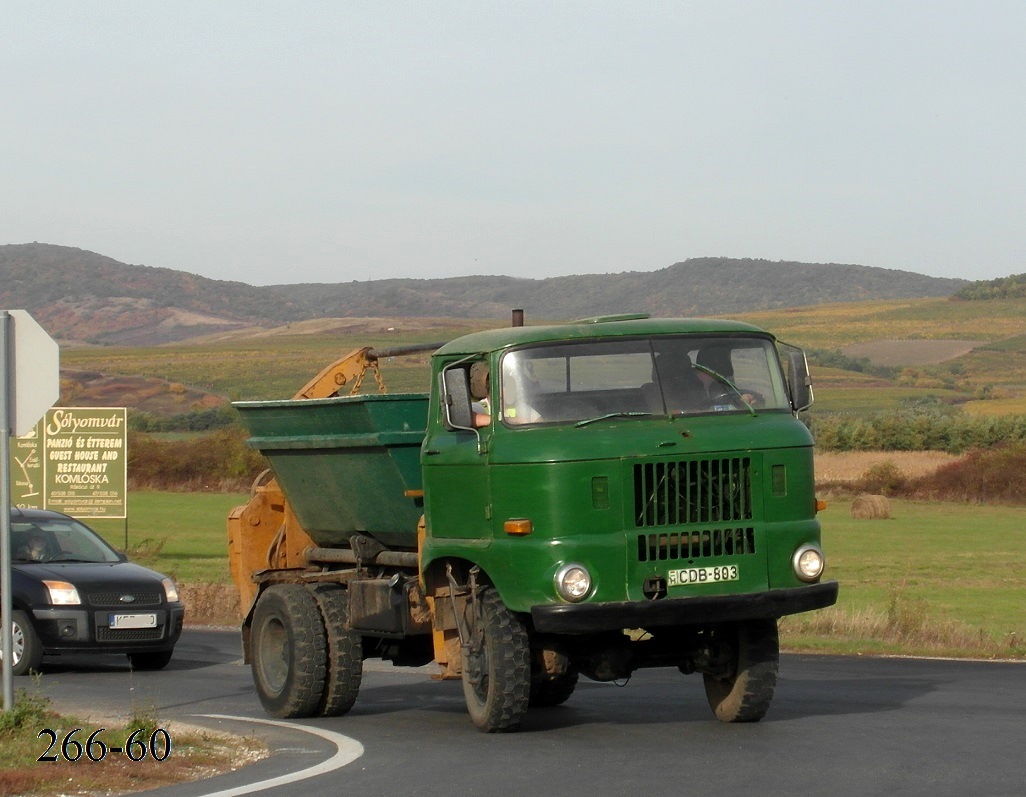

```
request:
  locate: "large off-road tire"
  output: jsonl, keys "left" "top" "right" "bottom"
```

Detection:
{"left": 703, "top": 619, "right": 779, "bottom": 723}
{"left": 127, "top": 649, "right": 174, "bottom": 671}
{"left": 461, "top": 587, "right": 531, "bottom": 732}
{"left": 8, "top": 610, "right": 43, "bottom": 676}
{"left": 310, "top": 584, "right": 362, "bottom": 717}
{"left": 529, "top": 668, "right": 579, "bottom": 708}
{"left": 250, "top": 584, "right": 327, "bottom": 718}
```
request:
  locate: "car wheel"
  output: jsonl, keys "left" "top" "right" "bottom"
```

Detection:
{"left": 128, "top": 649, "right": 174, "bottom": 671}
{"left": 8, "top": 610, "right": 43, "bottom": 676}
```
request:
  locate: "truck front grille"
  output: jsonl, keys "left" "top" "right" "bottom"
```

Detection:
{"left": 637, "top": 527, "right": 756, "bottom": 562}
{"left": 633, "top": 457, "right": 753, "bottom": 527}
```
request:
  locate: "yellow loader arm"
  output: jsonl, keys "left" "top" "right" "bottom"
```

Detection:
{"left": 292, "top": 342, "right": 447, "bottom": 400}
{"left": 293, "top": 347, "right": 382, "bottom": 399}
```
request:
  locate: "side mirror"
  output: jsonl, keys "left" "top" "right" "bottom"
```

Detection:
{"left": 787, "top": 351, "right": 814, "bottom": 412}
{"left": 440, "top": 366, "right": 474, "bottom": 431}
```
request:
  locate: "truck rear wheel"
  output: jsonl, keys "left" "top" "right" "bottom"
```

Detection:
{"left": 251, "top": 584, "right": 327, "bottom": 718}
{"left": 310, "top": 584, "right": 363, "bottom": 717}
{"left": 461, "top": 587, "right": 531, "bottom": 732}
{"left": 702, "top": 619, "right": 779, "bottom": 723}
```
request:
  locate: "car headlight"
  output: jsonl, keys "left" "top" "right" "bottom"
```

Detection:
{"left": 162, "top": 578, "right": 180, "bottom": 603}
{"left": 43, "top": 580, "right": 82, "bottom": 605}
{"left": 792, "top": 544, "right": 825, "bottom": 582}
{"left": 554, "top": 563, "right": 592, "bottom": 602}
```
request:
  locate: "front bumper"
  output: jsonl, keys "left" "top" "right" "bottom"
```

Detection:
{"left": 531, "top": 581, "right": 838, "bottom": 634}
{"left": 30, "top": 605, "right": 185, "bottom": 654}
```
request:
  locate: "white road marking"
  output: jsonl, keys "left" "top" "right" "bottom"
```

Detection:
{"left": 191, "top": 713, "right": 364, "bottom": 797}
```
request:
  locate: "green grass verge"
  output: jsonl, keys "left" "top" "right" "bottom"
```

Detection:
{"left": 781, "top": 498, "right": 1026, "bottom": 657}
{"left": 0, "top": 687, "right": 263, "bottom": 796}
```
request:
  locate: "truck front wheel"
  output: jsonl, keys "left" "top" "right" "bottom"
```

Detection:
{"left": 251, "top": 584, "right": 328, "bottom": 718}
{"left": 702, "top": 619, "right": 779, "bottom": 723}
{"left": 461, "top": 587, "right": 531, "bottom": 732}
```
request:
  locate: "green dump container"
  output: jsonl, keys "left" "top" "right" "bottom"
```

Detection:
{"left": 234, "top": 393, "right": 429, "bottom": 549}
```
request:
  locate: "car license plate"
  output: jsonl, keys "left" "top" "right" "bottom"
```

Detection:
{"left": 667, "top": 565, "right": 740, "bottom": 586}
{"left": 108, "top": 613, "right": 157, "bottom": 629}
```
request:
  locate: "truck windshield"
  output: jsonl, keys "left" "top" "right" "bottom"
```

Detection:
{"left": 500, "top": 336, "right": 791, "bottom": 425}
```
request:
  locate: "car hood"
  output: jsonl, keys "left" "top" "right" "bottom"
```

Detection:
{"left": 14, "top": 561, "right": 171, "bottom": 591}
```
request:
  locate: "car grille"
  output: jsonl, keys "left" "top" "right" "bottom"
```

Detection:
{"left": 97, "top": 627, "right": 165, "bottom": 642}
{"left": 88, "top": 592, "right": 162, "bottom": 608}
{"left": 633, "top": 457, "right": 753, "bottom": 527}
{"left": 637, "top": 527, "right": 756, "bottom": 562}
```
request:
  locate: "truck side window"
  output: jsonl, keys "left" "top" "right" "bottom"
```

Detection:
{"left": 440, "top": 365, "right": 475, "bottom": 430}
{"left": 469, "top": 361, "right": 492, "bottom": 427}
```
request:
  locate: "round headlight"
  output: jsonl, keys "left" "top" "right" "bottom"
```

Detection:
{"left": 554, "top": 563, "right": 592, "bottom": 602}
{"left": 792, "top": 544, "right": 825, "bottom": 582}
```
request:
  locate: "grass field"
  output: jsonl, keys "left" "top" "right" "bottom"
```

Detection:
{"left": 814, "top": 450, "right": 957, "bottom": 482}
{"left": 62, "top": 324, "right": 476, "bottom": 401}
{"left": 782, "top": 498, "right": 1026, "bottom": 658}
{"left": 87, "top": 490, "right": 1026, "bottom": 660}
{"left": 58, "top": 296, "right": 1026, "bottom": 415}
{"left": 738, "top": 296, "right": 1026, "bottom": 350}
{"left": 89, "top": 492, "right": 247, "bottom": 585}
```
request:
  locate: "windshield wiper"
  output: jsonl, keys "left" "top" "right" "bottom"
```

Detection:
{"left": 692, "top": 364, "right": 757, "bottom": 416}
{"left": 575, "top": 411, "right": 655, "bottom": 428}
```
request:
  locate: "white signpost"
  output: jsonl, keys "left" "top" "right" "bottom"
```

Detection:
{"left": 1, "top": 310, "right": 60, "bottom": 711}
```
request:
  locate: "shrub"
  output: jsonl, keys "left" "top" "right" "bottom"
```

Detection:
{"left": 127, "top": 426, "right": 266, "bottom": 491}
{"left": 0, "top": 689, "right": 54, "bottom": 736}
{"left": 856, "top": 462, "right": 906, "bottom": 496}
{"left": 910, "top": 442, "right": 1026, "bottom": 504}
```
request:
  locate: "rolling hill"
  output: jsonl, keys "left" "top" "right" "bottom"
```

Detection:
{"left": 1, "top": 242, "right": 966, "bottom": 346}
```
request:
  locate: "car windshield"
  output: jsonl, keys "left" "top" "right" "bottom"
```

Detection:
{"left": 500, "top": 335, "right": 791, "bottom": 426}
{"left": 10, "top": 517, "right": 122, "bottom": 564}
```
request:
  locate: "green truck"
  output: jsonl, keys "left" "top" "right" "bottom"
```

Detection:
{"left": 228, "top": 314, "right": 837, "bottom": 732}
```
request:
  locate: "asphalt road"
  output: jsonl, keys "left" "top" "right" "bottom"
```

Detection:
{"left": 22, "top": 628, "right": 1026, "bottom": 797}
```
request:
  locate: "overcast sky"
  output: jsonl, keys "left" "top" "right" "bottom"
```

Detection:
{"left": 3, "top": 2, "right": 1024, "bottom": 286}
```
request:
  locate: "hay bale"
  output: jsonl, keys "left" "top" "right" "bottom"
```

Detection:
{"left": 850, "top": 494, "right": 891, "bottom": 520}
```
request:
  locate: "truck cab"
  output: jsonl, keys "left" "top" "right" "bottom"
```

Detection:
{"left": 418, "top": 317, "right": 835, "bottom": 727}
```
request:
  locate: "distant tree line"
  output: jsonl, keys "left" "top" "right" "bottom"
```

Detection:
{"left": 953, "top": 273, "right": 1026, "bottom": 301}
{"left": 809, "top": 409, "right": 1026, "bottom": 454}
{"left": 128, "top": 405, "right": 237, "bottom": 433}
{"left": 805, "top": 348, "right": 899, "bottom": 380}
